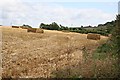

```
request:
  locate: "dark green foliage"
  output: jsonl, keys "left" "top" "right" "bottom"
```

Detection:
{"left": 59, "top": 24, "right": 68, "bottom": 30}
{"left": 97, "top": 43, "right": 113, "bottom": 53}
{"left": 39, "top": 22, "right": 60, "bottom": 30}
{"left": 50, "top": 22, "right": 60, "bottom": 30}
{"left": 106, "top": 21, "right": 116, "bottom": 33}
{"left": 93, "top": 15, "right": 120, "bottom": 78}
{"left": 112, "top": 15, "right": 120, "bottom": 76}
{"left": 39, "top": 23, "right": 45, "bottom": 28}
{"left": 90, "top": 15, "right": 119, "bottom": 78}
{"left": 98, "top": 20, "right": 116, "bottom": 33}
{"left": 111, "top": 15, "right": 120, "bottom": 54}
{"left": 94, "top": 15, "right": 120, "bottom": 55}
{"left": 22, "top": 24, "right": 32, "bottom": 28}
{"left": 92, "top": 52, "right": 108, "bottom": 60}
{"left": 93, "top": 41, "right": 115, "bottom": 60}
{"left": 98, "top": 24, "right": 104, "bottom": 27}
{"left": 23, "top": 24, "right": 32, "bottom": 28}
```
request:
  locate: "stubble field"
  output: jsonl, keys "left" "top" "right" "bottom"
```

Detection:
{"left": 1, "top": 26, "right": 116, "bottom": 78}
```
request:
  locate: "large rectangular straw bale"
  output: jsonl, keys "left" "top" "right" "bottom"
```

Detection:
{"left": 87, "top": 33, "right": 100, "bottom": 40}
{"left": 36, "top": 28, "right": 44, "bottom": 33}
{"left": 27, "top": 28, "right": 37, "bottom": 32}
{"left": 27, "top": 28, "right": 44, "bottom": 33}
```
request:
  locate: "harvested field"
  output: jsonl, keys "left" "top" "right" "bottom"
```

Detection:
{"left": 1, "top": 26, "right": 116, "bottom": 78}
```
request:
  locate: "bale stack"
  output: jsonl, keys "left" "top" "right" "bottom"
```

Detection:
{"left": 20, "top": 26, "right": 28, "bottom": 29}
{"left": 12, "top": 26, "right": 20, "bottom": 28}
{"left": 87, "top": 33, "right": 100, "bottom": 40}
{"left": 36, "top": 28, "right": 44, "bottom": 33}
{"left": 27, "top": 28, "right": 36, "bottom": 32}
{"left": 9, "top": 26, "right": 27, "bottom": 32}
{"left": 27, "top": 28, "right": 44, "bottom": 33}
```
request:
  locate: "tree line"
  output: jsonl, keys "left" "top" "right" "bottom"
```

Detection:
{"left": 20, "top": 19, "right": 116, "bottom": 36}
{"left": 39, "top": 20, "right": 116, "bottom": 36}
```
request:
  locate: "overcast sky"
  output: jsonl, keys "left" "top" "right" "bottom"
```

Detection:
{"left": 0, "top": 0, "right": 119, "bottom": 27}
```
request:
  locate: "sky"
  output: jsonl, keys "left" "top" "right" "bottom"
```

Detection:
{"left": 0, "top": 0, "right": 119, "bottom": 27}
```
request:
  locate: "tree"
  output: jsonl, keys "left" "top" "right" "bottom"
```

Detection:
{"left": 50, "top": 22, "right": 60, "bottom": 30}
{"left": 39, "top": 23, "right": 45, "bottom": 28}
{"left": 22, "top": 24, "right": 32, "bottom": 28}
{"left": 39, "top": 22, "right": 60, "bottom": 30}
{"left": 81, "top": 26, "right": 83, "bottom": 28}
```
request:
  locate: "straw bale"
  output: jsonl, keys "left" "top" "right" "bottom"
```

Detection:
{"left": 87, "top": 33, "right": 100, "bottom": 40}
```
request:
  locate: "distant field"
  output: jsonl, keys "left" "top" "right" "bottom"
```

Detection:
{"left": 1, "top": 26, "right": 113, "bottom": 78}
